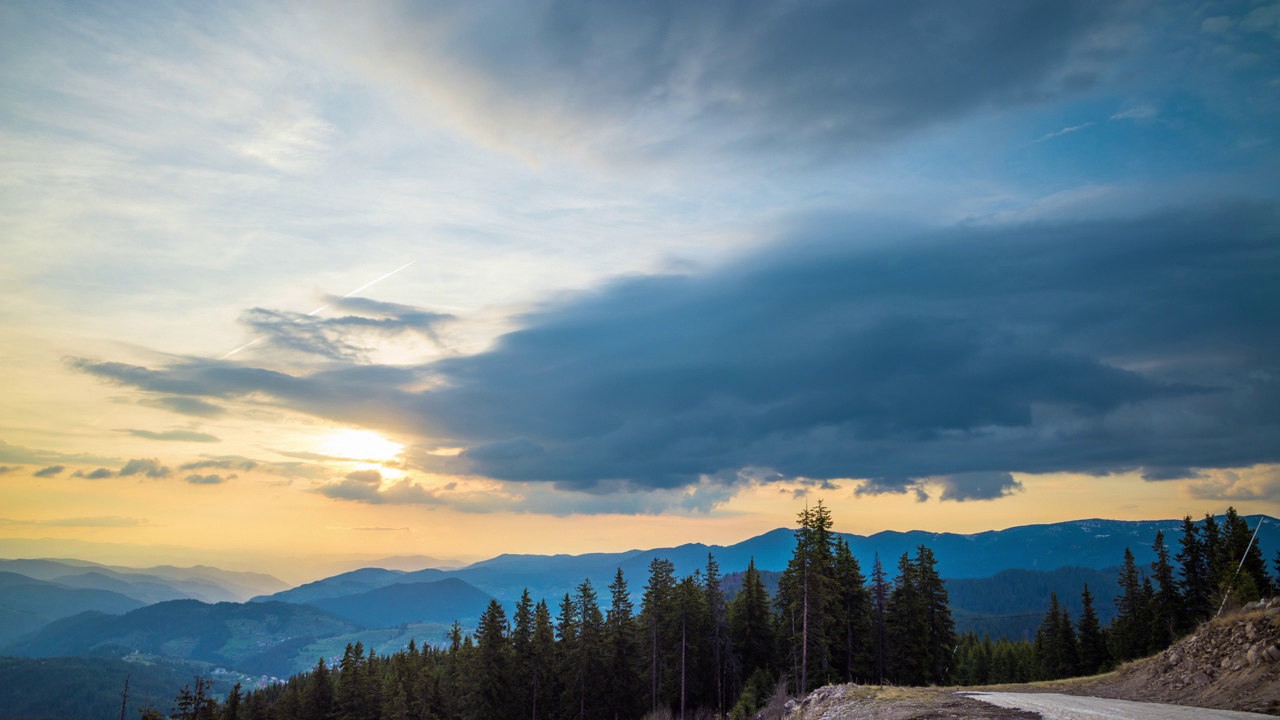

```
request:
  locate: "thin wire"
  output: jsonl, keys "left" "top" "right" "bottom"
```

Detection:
{"left": 1216, "top": 516, "right": 1266, "bottom": 617}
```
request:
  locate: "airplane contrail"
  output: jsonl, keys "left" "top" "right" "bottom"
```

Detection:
{"left": 221, "top": 261, "right": 416, "bottom": 360}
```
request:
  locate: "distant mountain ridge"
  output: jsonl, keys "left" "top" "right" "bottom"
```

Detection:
{"left": 0, "top": 572, "right": 145, "bottom": 645}
{"left": 2, "top": 599, "right": 360, "bottom": 676}
{"left": 256, "top": 515, "right": 1279, "bottom": 605}
{"left": 309, "top": 578, "right": 492, "bottom": 628}
{"left": 0, "top": 558, "right": 287, "bottom": 602}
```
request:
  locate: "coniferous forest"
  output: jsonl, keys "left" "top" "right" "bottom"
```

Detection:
{"left": 150, "top": 505, "right": 1275, "bottom": 720}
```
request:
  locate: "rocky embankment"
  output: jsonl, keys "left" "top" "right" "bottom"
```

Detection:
{"left": 1070, "top": 597, "right": 1280, "bottom": 716}
{"left": 780, "top": 684, "right": 1039, "bottom": 720}
{"left": 777, "top": 599, "right": 1280, "bottom": 719}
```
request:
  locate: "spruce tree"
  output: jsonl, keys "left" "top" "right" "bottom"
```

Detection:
{"left": 1033, "top": 593, "right": 1064, "bottom": 680}
{"left": 474, "top": 599, "right": 511, "bottom": 720}
{"left": 1150, "top": 530, "right": 1180, "bottom": 648}
{"left": 222, "top": 684, "right": 242, "bottom": 720}
{"left": 1202, "top": 513, "right": 1225, "bottom": 589}
{"left": 172, "top": 676, "right": 218, "bottom": 720}
{"left": 1056, "top": 603, "right": 1080, "bottom": 679}
{"left": 512, "top": 589, "right": 536, "bottom": 719}
{"left": 531, "top": 599, "right": 556, "bottom": 720}
{"left": 640, "top": 557, "right": 677, "bottom": 717}
{"left": 334, "top": 643, "right": 372, "bottom": 720}
{"left": 728, "top": 557, "right": 774, "bottom": 683}
{"left": 576, "top": 579, "right": 607, "bottom": 719}
{"left": 302, "top": 658, "right": 334, "bottom": 720}
{"left": 554, "top": 592, "right": 578, "bottom": 720}
{"left": 1076, "top": 584, "right": 1109, "bottom": 675}
{"left": 703, "top": 554, "right": 734, "bottom": 714}
{"left": 604, "top": 568, "right": 641, "bottom": 720}
{"left": 1110, "top": 548, "right": 1145, "bottom": 661}
{"left": 870, "top": 553, "right": 889, "bottom": 684}
{"left": 915, "top": 545, "right": 956, "bottom": 684}
{"left": 775, "top": 501, "right": 836, "bottom": 693}
{"left": 1175, "top": 515, "right": 1211, "bottom": 626}
{"left": 831, "top": 537, "right": 872, "bottom": 683}
{"left": 1223, "top": 507, "right": 1273, "bottom": 600}
{"left": 885, "top": 551, "right": 925, "bottom": 684}
{"left": 675, "top": 573, "right": 710, "bottom": 718}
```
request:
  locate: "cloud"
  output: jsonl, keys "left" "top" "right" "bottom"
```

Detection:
{"left": 854, "top": 477, "right": 930, "bottom": 503}
{"left": 0, "top": 440, "right": 118, "bottom": 467}
{"left": 934, "top": 472, "right": 1024, "bottom": 502}
{"left": 234, "top": 296, "right": 453, "bottom": 362}
{"left": 1035, "top": 121, "right": 1095, "bottom": 142}
{"left": 313, "top": 468, "right": 738, "bottom": 515}
{"left": 118, "top": 458, "right": 171, "bottom": 479}
{"left": 1110, "top": 105, "right": 1157, "bottom": 121}
{"left": 0, "top": 466, "right": 12, "bottom": 474}
{"left": 40, "top": 516, "right": 151, "bottom": 528}
{"left": 1140, "top": 466, "right": 1205, "bottom": 481}
{"left": 1202, "top": 16, "right": 1234, "bottom": 35}
{"left": 33, "top": 465, "right": 65, "bottom": 477}
{"left": 185, "top": 474, "right": 227, "bottom": 485}
{"left": 139, "top": 396, "right": 226, "bottom": 418}
{"left": 1184, "top": 466, "right": 1280, "bottom": 501}
{"left": 178, "top": 458, "right": 258, "bottom": 472}
{"left": 406, "top": 203, "right": 1278, "bottom": 494}
{"left": 340, "top": 0, "right": 1122, "bottom": 162}
{"left": 72, "top": 358, "right": 422, "bottom": 431}
{"left": 0, "top": 515, "right": 151, "bottom": 528}
{"left": 73, "top": 468, "right": 116, "bottom": 479}
{"left": 1241, "top": 4, "right": 1280, "bottom": 39}
{"left": 315, "top": 469, "right": 446, "bottom": 506}
{"left": 121, "top": 429, "right": 221, "bottom": 443}
{"left": 69, "top": 202, "right": 1280, "bottom": 507}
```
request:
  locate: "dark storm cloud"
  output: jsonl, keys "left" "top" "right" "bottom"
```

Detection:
{"left": 416, "top": 202, "right": 1280, "bottom": 493}
{"left": 238, "top": 296, "right": 452, "bottom": 361}
{"left": 139, "top": 396, "right": 226, "bottom": 418}
{"left": 1140, "top": 467, "right": 1205, "bottom": 481}
{"left": 69, "top": 203, "right": 1280, "bottom": 503}
{"left": 121, "top": 429, "right": 220, "bottom": 443}
{"left": 377, "top": 0, "right": 1120, "bottom": 158}
{"left": 33, "top": 465, "right": 65, "bottom": 477}
{"left": 935, "top": 472, "right": 1024, "bottom": 502}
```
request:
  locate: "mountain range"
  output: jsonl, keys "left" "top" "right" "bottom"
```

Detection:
{"left": 0, "top": 558, "right": 288, "bottom": 602}
{"left": 3, "top": 599, "right": 360, "bottom": 676}
{"left": 2, "top": 514, "right": 1275, "bottom": 680}
{"left": 250, "top": 515, "right": 1280, "bottom": 606}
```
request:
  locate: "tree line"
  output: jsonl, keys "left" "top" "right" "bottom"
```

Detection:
{"left": 951, "top": 506, "right": 1276, "bottom": 684}
{"left": 153, "top": 505, "right": 1275, "bottom": 720}
{"left": 152, "top": 501, "right": 954, "bottom": 720}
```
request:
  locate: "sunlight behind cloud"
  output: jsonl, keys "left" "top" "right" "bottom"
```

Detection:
{"left": 320, "top": 429, "right": 403, "bottom": 462}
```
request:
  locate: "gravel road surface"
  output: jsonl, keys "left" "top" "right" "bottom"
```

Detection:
{"left": 964, "top": 692, "right": 1276, "bottom": 719}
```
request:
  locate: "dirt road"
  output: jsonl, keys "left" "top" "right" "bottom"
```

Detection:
{"left": 964, "top": 691, "right": 1277, "bottom": 719}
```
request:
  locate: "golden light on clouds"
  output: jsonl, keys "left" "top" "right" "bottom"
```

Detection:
{"left": 320, "top": 429, "right": 404, "bottom": 462}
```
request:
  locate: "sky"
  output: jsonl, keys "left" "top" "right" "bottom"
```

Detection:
{"left": 1, "top": 0, "right": 1278, "bottom": 583}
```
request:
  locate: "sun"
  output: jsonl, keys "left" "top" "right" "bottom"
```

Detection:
{"left": 320, "top": 428, "right": 404, "bottom": 462}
